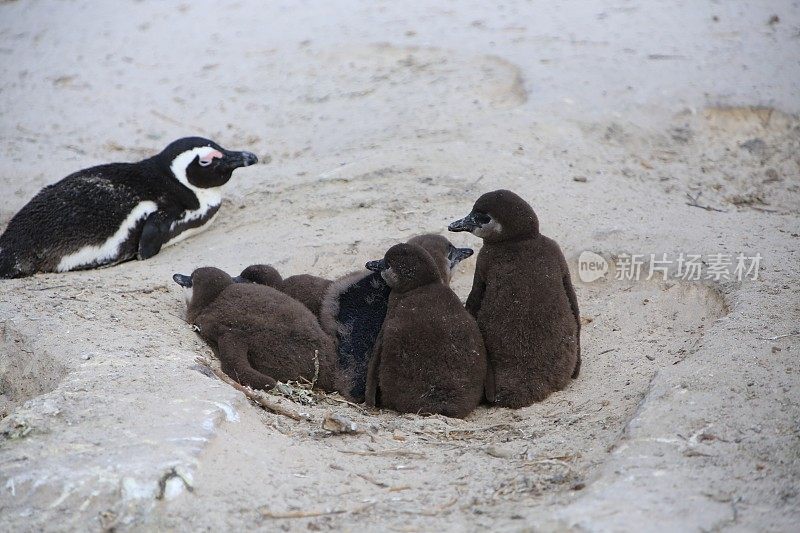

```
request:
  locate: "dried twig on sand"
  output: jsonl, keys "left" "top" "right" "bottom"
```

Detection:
{"left": 356, "top": 472, "right": 388, "bottom": 487}
{"left": 195, "top": 357, "right": 308, "bottom": 422}
{"left": 685, "top": 191, "right": 726, "bottom": 212}
{"left": 339, "top": 448, "right": 426, "bottom": 458}
{"left": 323, "top": 394, "right": 369, "bottom": 413}
{"left": 756, "top": 331, "right": 799, "bottom": 341}
{"left": 522, "top": 458, "right": 572, "bottom": 469}
{"left": 260, "top": 502, "right": 376, "bottom": 519}
{"left": 28, "top": 284, "right": 69, "bottom": 291}
{"left": 260, "top": 508, "right": 347, "bottom": 519}
{"left": 311, "top": 349, "right": 320, "bottom": 389}
{"left": 354, "top": 480, "right": 410, "bottom": 492}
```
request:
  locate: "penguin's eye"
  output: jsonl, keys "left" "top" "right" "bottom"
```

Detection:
{"left": 197, "top": 149, "right": 223, "bottom": 167}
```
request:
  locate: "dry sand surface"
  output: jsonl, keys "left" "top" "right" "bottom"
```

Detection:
{"left": 1, "top": 1, "right": 799, "bottom": 531}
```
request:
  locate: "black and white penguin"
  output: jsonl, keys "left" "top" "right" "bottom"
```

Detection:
{"left": 0, "top": 137, "right": 258, "bottom": 278}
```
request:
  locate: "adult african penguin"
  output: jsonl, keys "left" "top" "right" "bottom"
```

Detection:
{"left": 0, "top": 137, "right": 258, "bottom": 278}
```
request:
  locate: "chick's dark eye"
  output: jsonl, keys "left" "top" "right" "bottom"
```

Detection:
{"left": 474, "top": 212, "right": 491, "bottom": 224}
{"left": 198, "top": 159, "right": 212, "bottom": 167}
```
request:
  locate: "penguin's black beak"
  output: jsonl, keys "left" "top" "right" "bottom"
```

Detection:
{"left": 448, "top": 213, "right": 479, "bottom": 233}
{"left": 448, "top": 247, "right": 474, "bottom": 268}
{"left": 172, "top": 273, "right": 193, "bottom": 288}
{"left": 220, "top": 150, "right": 259, "bottom": 170}
{"left": 365, "top": 259, "right": 388, "bottom": 272}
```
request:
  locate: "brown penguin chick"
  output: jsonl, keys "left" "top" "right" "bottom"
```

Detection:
{"left": 276, "top": 234, "right": 464, "bottom": 322}
{"left": 363, "top": 243, "right": 486, "bottom": 419}
{"left": 449, "top": 189, "right": 580, "bottom": 408}
{"left": 172, "top": 267, "right": 342, "bottom": 394}
{"left": 237, "top": 264, "right": 333, "bottom": 317}
{"left": 407, "top": 233, "right": 474, "bottom": 283}
{"left": 236, "top": 264, "right": 282, "bottom": 287}
{"left": 319, "top": 234, "right": 474, "bottom": 403}
{"left": 279, "top": 274, "right": 333, "bottom": 317}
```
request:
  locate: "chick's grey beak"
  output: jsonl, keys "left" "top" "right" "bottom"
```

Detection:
{"left": 448, "top": 213, "right": 478, "bottom": 233}
{"left": 222, "top": 150, "right": 258, "bottom": 170}
{"left": 365, "top": 259, "right": 388, "bottom": 272}
{"left": 448, "top": 247, "right": 474, "bottom": 267}
{"left": 172, "top": 273, "right": 193, "bottom": 288}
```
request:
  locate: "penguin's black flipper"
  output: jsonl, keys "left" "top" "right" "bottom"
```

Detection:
{"left": 571, "top": 357, "right": 581, "bottom": 379}
{"left": 484, "top": 360, "right": 496, "bottom": 403}
{"left": 364, "top": 327, "right": 384, "bottom": 407}
{"left": 465, "top": 276, "right": 486, "bottom": 318}
{"left": 0, "top": 246, "right": 23, "bottom": 279}
{"left": 562, "top": 269, "right": 581, "bottom": 379}
{"left": 137, "top": 211, "right": 172, "bottom": 260}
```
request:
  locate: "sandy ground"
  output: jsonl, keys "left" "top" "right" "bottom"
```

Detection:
{"left": 1, "top": 1, "right": 799, "bottom": 531}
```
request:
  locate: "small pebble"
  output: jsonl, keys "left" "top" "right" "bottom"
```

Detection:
{"left": 485, "top": 445, "right": 514, "bottom": 458}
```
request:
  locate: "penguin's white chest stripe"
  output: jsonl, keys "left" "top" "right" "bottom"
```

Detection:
{"left": 162, "top": 187, "right": 222, "bottom": 247}
{"left": 170, "top": 188, "right": 221, "bottom": 233}
{"left": 56, "top": 201, "right": 158, "bottom": 272}
{"left": 163, "top": 150, "right": 225, "bottom": 248}
{"left": 162, "top": 207, "right": 220, "bottom": 248}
